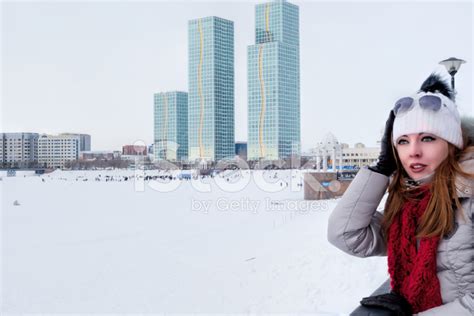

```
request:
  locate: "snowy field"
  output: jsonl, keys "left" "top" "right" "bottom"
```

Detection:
{"left": 2, "top": 169, "right": 388, "bottom": 315}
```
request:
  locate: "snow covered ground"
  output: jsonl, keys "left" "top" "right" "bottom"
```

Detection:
{"left": 2, "top": 169, "right": 388, "bottom": 315}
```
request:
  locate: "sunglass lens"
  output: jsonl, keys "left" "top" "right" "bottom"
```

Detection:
{"left": 419, "top": 95, "right": 442, "bottom": 111}
{"left": 394, "top": 97, "right": 414, "bottom": 116}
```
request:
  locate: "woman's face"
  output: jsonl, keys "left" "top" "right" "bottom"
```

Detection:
{"left": 395, "top": 133, "right": 449, "bottom": 180}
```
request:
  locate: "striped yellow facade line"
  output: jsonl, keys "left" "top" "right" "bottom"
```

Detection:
{"left": 197, "top": 19, "right": 205, "bottom": 158}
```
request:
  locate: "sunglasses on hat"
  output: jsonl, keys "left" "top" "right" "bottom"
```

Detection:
{"left": 393, "top": 95, "right": 443, "bottom": 117}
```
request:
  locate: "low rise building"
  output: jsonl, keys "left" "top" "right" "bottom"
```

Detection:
{"left": 62, "top": 133, "right": 91, "bottom": 151}
{"left": 38, "top": 133, "right": 91, "bottom": 169}
{"left": 310, "top": 133, "right": 379, "bottom": 170}
{"left": 341, "top": 143, "right": 379, "bottom": 169}
{"left": 0, "top": 133, "right": 39, "bottom": 168}
{"left": 122, "top": 145, "right": 147, "bottom": 156}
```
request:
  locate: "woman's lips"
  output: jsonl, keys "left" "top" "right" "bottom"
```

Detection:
{"left": 410, "top": 163, "right": 427, "bottom": 173}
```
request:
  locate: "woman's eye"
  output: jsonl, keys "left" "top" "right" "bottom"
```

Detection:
{"left": 421, "top": 136, "right": 436, "bottom": 142}
{"left": 397, "top": 139, "right": 408, "bottom": 145}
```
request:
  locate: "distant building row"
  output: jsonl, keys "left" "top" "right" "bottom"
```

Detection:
{"left": 0, "top": 133, "right": 91, "bottom": 169}
{"left": 1, "top": 131, "right": 248, "bottom": 169}
{"left": 154, "top": 0, "right": 300, "bottom": 163}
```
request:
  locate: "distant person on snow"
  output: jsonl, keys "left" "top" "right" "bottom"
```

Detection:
{"left": 327, "top": 73, "right": 473, "bottom": 315}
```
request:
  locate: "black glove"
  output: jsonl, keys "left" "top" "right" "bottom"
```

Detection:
{"left": 360, "top": 292, "right": 412, "bottom": 316}
{"left": 368, "top": 110, "right": 396, "bottom": 176}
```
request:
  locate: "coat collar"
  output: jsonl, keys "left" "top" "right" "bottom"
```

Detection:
{"left": 456, "top": 149, "right": 474, "bottom": 198}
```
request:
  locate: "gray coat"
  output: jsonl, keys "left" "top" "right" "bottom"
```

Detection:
{"left": 327, "top": 152, "right": 474, "bottom": 315}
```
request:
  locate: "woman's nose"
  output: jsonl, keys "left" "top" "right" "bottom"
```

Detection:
{"left": 409, "top": 143, "right": 422, "bottom": 157}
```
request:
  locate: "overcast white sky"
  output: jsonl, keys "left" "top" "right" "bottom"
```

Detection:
{"left": 2, "top": 0, "right": 473, "bottom": 152}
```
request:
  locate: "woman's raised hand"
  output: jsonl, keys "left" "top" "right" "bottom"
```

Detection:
{"left": 369, "top": 110, "right": 397, "bottom": 177}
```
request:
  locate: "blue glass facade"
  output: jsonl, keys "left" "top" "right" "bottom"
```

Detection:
{"left": 154, "top": 91, "right": 188, "bottom": 161}
{"left": 188, "top": 16, "right": 234, "bottom": 162}
{"left": 248, "top": 0, "right": 300, "bottom": 161}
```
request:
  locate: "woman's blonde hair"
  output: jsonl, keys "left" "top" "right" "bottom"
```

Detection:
{"left": 382, "top": 126, "right": 474, "bottom": 239}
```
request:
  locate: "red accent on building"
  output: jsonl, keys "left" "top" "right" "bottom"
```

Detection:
{"left": 122, "top": 145, "right": 147, "bottom": 156}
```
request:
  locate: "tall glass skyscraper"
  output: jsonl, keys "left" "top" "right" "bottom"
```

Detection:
{"left": 188, "top": 16, "right": 234, "bottom": 162}
{"left": 247, "top": 0, "right": 300, "bottom": 161}
{"left": 154, "top": 91, "right": 188, "bottom": 161}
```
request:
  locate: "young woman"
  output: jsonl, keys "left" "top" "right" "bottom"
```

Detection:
{"left": 327, "top": 74, "right": 473, "bottom": 316}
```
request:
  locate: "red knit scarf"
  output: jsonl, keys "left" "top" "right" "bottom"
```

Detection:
{"left": 387, "top": 185, "right": 443, "bottom": 313}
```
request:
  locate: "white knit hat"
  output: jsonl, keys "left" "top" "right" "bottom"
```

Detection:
{"left": 392, "top": 75, "right": 463, "bottom": 149}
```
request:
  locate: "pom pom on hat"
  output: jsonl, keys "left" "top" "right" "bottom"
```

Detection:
{"left": 419, "top": 73, "right": 455, "bottom": 101}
